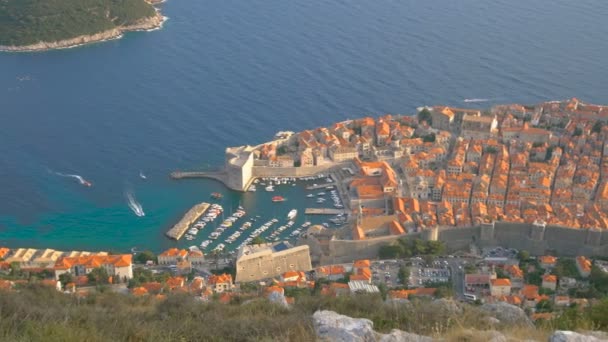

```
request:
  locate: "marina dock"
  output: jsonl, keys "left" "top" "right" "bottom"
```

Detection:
{"left": 306, "top": 182, "right": 335, "bottom": 190}
{"left": 166, "top": 202, "right": 210, "bottom": 240}
{"left": 305, "top": 208, "right": 348, "bottom": 215}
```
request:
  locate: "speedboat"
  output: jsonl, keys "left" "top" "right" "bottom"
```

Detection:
{"left": 287, "top": 209, "right": 297, "bottom": 220}
{"left": 265, "top": 185, "right": 275, "bottom": 192}
{"left": 272, "top": 196, "right": 286, "bottom": 202}
{"left": 306, "top": 194, "right": 314, "bottom": 198}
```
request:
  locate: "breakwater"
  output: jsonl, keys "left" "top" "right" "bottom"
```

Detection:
{"left": 165, "top": 202, "right": 210, "bottom": 240}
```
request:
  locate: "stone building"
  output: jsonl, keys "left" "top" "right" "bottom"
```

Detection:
{"left": 225, "top": 145, "right": 255, "bottom": 191}
{"left": 235, "top": 242, "right": 312, "bottom": 283}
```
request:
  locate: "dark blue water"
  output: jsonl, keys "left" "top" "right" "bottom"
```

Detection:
{"left": 1, "top": 0, "right": 607, "bottom": 252}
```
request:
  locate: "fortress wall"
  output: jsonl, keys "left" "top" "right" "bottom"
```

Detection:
{"left": 544, "top": 225, "right": 596, "bottom": 256}
{"left": 252, "top": 165, "right": 338, "bottom": 178}
{"left": 324, "top": 234, "right": 421, "bottom": 264}
{"left": 438, "top": 226, "right": 480, "bottom": 252}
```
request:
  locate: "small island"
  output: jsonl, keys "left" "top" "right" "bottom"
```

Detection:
{"left": 0, "top": 0, "right": 166, "bottom": 52}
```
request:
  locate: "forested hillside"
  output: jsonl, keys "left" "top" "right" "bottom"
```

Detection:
{"left": 0, "top": 0, "right": 156, "bottom": 46}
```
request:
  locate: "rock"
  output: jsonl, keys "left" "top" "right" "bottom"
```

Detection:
{"left": 430, "top": 298, "right": 462, "bottom": 315}
{"left": 484, "top": 316, "right": 501, "bottom": 326}
{"left": 379, "top": 329, "right": 433, "bottom": 342}
{"left": 451, "top": 329, "right": 506, "bottom": 342}
{"left": 549, "top": 331, "right": 608, "bottom": 342}
{"left": 267, "top": 291, "right": 288, "bottom": 308}
{"left": 480, "top": 302, "right": 533, "bottom": 326}
{"left": 313, "top": 310, "right": 376, "bottom": 342}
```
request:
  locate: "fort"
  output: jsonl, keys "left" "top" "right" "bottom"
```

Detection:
{"left": 305, "top": 221, "right": 608, "bottom": 265}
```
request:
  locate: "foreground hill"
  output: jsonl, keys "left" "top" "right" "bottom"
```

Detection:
{"left": 1, "top": 285, "right": 608, "bottom": 341}
{"left": 0, "top": 0, "right": 162, "bottom": 51}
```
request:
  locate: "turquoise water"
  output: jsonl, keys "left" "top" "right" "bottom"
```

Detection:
{"left": 1, "top": 0, "right": 608, "bottom": 253}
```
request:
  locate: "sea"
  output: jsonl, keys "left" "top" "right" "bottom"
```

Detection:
{"left": 1, "top": 0, "right": 608, "bottom": 254}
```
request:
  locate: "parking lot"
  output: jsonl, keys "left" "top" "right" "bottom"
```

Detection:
{"left": 371, "top": 259, "right": 404, "bottom": 287}
{"left": 409, "top": 261, "right": 451, "bottom": 288}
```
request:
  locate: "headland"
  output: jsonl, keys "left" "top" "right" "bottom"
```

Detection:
{"left": 0, "top": 0, "right": 167, "bottom": 52}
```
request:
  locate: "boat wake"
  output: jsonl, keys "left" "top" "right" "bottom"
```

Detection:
{"left": 463, "top": 98, "right": 491, "bottom": 103}
{"left": 125, "top": 190, "right": 145, "bottom": 217}
{"left": 50, "top": 170, "right": 92, "bottom": 187}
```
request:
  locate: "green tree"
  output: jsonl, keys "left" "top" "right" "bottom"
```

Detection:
{"left": 87, "top": 267, "right": 109, "bottom": 284}
{"left": 378, "top": 244, "right": 404, "bottom": 259}
{"left": 426, "top": 241, "right": 445, "bottom": 255}
{"left": 592, "top": 121, "right": 604, "bottom": 134}
{"left": 134, "top": 250, "right": 156, "bottom": 264}
{"left": 536, "top": 299, "right": 554, "bottom": 313}
{"left": 484, "top": 146, "right": 498, "bottom": 154}
{"left": 517, "top": 250, "right": 530, "bottom": 262}
{"left": 9, "top": 262, "right": 21, "bottom": 277}
{"left": 573, "top": 127, "right": 583, "bottom": 136}
{"left": 58, "top": 273, "right": 73, "bottom": 287}
{"left": 249, "top": 236, "right": 266, "bottom": 245}
{"left": 397, "top": 266, "right": 410, "bottom": 285}
{"left": 417, "top": 108, "right": 432, "bottom": 125}
{"left": 422, "top": 133, "right": 436, "bottom": 143}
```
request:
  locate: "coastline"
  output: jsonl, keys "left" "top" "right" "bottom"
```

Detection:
{"left": 0, "top": 11, "right": 167, "bottom": 53}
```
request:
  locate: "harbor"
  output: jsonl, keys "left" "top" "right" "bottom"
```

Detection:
{"left": 165, "top": 202, "right": 210, "bottom": 240}
{"left": 164, "top": 172, "right": 351, "bottom": 255}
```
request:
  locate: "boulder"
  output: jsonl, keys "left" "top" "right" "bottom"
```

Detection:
{"left": 313, "top": 310, "right": 376, "bottom": 342}
{"left": 430, "top": 298, "right": 462, "bottom": 316}
{"left": 267, "top": 291, "right": 288, "bottom": 308}
{"left": 480, "top": 302, "right": 533, "bottom": 326}
{"left": 549, "top": 331, "right": 608, "bottom": 342}
{"left": 379, "top": 329, "right": 433, "bottom": 342}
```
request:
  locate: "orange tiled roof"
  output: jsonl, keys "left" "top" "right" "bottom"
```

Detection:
{"left": 159, "top": 248, "right": 188, "bottom": 258}
{"left": 166, "top": 277, "right": 185, "bottom": 289}
{"left": 0, "top": 247, "right": 9, "bottom": 259}
{"left": 209, "top": 273, "right": 233, "bottom": 285}
{"left": 576, "top": 256, "right": 592, "bottom": 272}
{"left": 389, "top": 288, "right": 437, "bottom": 299}
{"left": 542, "top": 275, "right": 557, "bottom": 283}
{"left": 353, "top": 260, "right": 371, "bottom": 268}
{"left": 54, "top": 254, "right": 132, "bottom": 270}
{"left": 132, "top": 287, "right": 149, "bottom": 296}
{"left": 491, "top": 278, "right": 511, "bottom": 287}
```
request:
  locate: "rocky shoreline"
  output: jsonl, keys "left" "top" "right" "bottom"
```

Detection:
{"left": 0, "top": 11, "right": 166, "bottom": 53}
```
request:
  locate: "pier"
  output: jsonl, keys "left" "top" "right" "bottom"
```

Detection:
{"left": 171, "top": 171, "right": 227, "bottom": 182}
{"left": 166, "top": 202, "right": 210, "bottom": 240}
{"left": 305, "top": 208, "right": 349, "bottom": 215}
{"left": 305, "top": 182, "right": 335, "bottom": 190}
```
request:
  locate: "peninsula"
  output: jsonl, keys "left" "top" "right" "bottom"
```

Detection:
{"left": 174, "top": 98, "right": 608, "bottom": 259}
{"left": 0, "top": 0, "right": 166, "bottom": 52}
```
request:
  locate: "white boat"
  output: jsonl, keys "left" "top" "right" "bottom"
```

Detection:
{"left": 139, "top": 171, "right": 147, "bottom": 180}
{"left": 306, "top": 194, "right": 314, "bottom": 198}
{"left": 265, "top": 185, "right": 275, "bottom": 192}
{"left": 287, "top": 209, "right": 297, "bottom": 220}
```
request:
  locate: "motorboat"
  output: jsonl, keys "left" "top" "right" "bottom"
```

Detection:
{"left": 287, "top": 209, "right": 297, "bottom": 220}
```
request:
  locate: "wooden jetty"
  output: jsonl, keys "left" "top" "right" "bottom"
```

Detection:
{"left": 305, "top": 208, "right": 348, "bottom": 215}
{"left": 166, "top": 202, "right": 210, "bottom": 240}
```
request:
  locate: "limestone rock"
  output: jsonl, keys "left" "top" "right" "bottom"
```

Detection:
{"left": 313, "top": 310, "right": 376, "bottom": 342}
{"left": 430, "top": 298, "right": 462, "bottom": 315}
{"left": 480, "top": 302, "right": 533, "bottom": 326}
{"left": 379, "top": 329, "right": 433, "bottom": 342}
{"left": 549, "top": 331, "right": 608, "bottom": 342}
{"left": 267, "top": 291, "right": 288, "bottom": 307}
